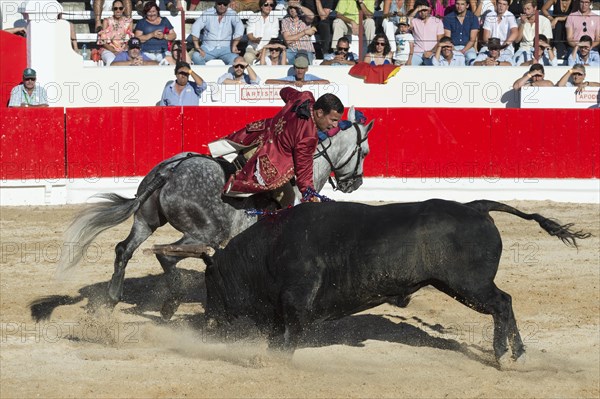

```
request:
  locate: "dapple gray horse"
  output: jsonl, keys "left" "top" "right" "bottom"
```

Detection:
{"left": 57, "top": 108, "right": 375, "bottom": 319}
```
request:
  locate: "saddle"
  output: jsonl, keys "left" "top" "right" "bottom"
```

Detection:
{"left": 211, "top": 153, "right": 286, "bottom": 211}
{"left": 213, "top": 155, "right": 242, "bottom": 183}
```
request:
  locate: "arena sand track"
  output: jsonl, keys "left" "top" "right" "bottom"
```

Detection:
{"left": 0, "top": 201, "right": 598, "bottom": 398}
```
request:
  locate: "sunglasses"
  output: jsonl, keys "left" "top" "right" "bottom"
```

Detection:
{"left": 336, "top": 47, "right": 349, "bottom": 51}
{"left": 375, "top": 42, "right": 386, "bottom": 46}
{"left": 24, "top": 77, "right": 36, "bottom": 81}
{"left": 113, "top": 6, "right": 124, "bottom": 10}
{"left": 177, "top": 71, "right": 189, "bottom": 77}
{"left": 270, "top": 48, "right": 281, "bottom": 51}
{"left": 263, "top": 3, "right": 274, "bottom": 6}
{"left": 441, "top": 46, "right": 452, "bottom": 50}
{"left": 583, "top": 22, "right": 587, "bottom": 32}
{"left": 233, "top": 64, "right": 246, "bottom": 69}
{"left": 572, "top": 72, "right": 584, "bottom": 76}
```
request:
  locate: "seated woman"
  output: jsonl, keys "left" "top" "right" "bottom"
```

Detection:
{"left": 363, "top": 33, "right": 394, "bottom": 65}
{"left": 134, "top": 2, "right": 177, "bottom": 62}
{"left": 96, "top": 0, "right": 133, "bottom": 66}
{"left": 259, "top": 38, "right": 288, "bottom": 65}
{"left": 281, "top": 3, "right": 317, "bottom": 65}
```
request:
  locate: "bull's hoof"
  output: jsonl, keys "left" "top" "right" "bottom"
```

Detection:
{"left": 160, "top": 300, "right": 180, "bottom": 321}
{"left": 388, "top": 295, "right": 412, "bottom": 308}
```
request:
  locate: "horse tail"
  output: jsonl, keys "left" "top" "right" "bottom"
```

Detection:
{"left": 56, "top": 174, "right": 167, "bottom": 277}
{"left": 465, "top": 200, "right": 591, "bottom": 248}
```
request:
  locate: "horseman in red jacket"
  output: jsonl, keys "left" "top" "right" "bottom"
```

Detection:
{"left": 209, "top": 87, "right": 344, "bottom": 202}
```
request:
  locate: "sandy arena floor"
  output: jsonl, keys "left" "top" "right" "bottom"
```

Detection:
{"left": 0, "top": 200, "right": 599, "bottom": 398}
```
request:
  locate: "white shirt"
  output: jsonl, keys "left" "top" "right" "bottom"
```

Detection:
{"left": 245, "top": 12, "right": 280, "bottom": 52}
{"left": 479, "top": 0, "right": 495, "bottom": 20}
{"left": 394, "top": 32, "right": 414, "bottom": 62}
{"left": 483, "top": 11, "right": 518, "bottom": 44}
{"left": 519, "top": 15, "right": 553, "bottom": 51}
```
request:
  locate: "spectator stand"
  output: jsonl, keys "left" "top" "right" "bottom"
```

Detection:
{"left": 57, "top": 0, "right": 364, "bottom": 61}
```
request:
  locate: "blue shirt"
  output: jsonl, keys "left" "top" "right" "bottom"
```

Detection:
{"left": 568, "top": 50, "right": 600, "bottom": 67}
{"left": 217, "top": 72, "right": 260, "bottom": 85}
{"left": 135, "top": 18, "right": 173, "bottom": 53}
{"left": 515, "top": 49, "right": 559, "bottom": 67}
{"left": 432, "top": 51, "right": 466, "bottom": 66}
{"left": 443, "top": 11, "right": 479, "bottom": 47}
{"left": 190, "top": 7, "right": 244, "bottom": 51}
{"left": 160, "top": 80, "right": 207, "bottom": 106}
{"left": 279, "top": 73, "right": 325, "bottom": 82}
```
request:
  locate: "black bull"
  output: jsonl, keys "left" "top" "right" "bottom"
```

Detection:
{"left": 201, "top": 199, "right": 590, "bottom": 363}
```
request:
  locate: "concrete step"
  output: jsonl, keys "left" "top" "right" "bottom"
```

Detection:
{"left": 60, "top": 1, "right": 89, "bottom": 12}
{"left": 60, "top": 0, "right": 92, "bottom": 35}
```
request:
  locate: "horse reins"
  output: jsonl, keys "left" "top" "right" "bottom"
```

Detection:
{"left": 315, "top": 123, "right": 366, "bottom": 191}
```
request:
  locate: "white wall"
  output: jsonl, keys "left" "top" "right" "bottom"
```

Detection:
{"left": 2, "top": 177, "right": 599, "bottom": 205}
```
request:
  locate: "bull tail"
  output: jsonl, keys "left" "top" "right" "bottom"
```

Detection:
{"left": 465, "top": 200, "right": 592, "bottom": 248}
{"left": 56, "top": 173, "right": 167, "bottom": 277}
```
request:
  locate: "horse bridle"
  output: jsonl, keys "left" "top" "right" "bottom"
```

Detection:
{"left": 314, "top": 122, "right": 367, "bottom": 191}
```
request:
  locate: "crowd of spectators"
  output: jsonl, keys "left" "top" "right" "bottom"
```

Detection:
{"left": 80, "top": 0, "right": 598, "bottom": 67}
{"left": 3, "top": 0, "right": 599, "bottom": 69}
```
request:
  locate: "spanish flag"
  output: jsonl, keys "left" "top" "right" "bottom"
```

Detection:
{"left": 348, "top": 62, "right": 400, "bottom": 84}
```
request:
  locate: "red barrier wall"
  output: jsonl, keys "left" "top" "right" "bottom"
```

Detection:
{"left": 66, "top": 107, "right": 183, "bottom": 178}
{"left": 0, "top": 107, "right": 66, "bottom": 180}
{"left": 1, "top": 107, "right": 598, "bottom": 181}
{"left": 0, "top": 31, "right": 27, "bottom": 108}
{"left": 366, "top": 108, "right": 600, "bottom": 178}
{"left": 182, "top": 106, "right": 276, "bottom": 152}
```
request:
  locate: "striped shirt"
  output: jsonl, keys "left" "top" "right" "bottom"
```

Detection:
{"left": 281, "top": 16, "right": 314, "bottom": 53}
{"left": 8, "top": 84, "right": 48, "bottom": 107}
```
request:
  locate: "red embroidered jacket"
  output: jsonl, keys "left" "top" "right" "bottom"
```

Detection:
{"left": 222, "top": 87, "right": 318, "bottom": 196}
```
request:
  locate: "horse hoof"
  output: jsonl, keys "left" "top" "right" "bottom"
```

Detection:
{"left": 160, "top": 300, "right": 179, "bottom": 321}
